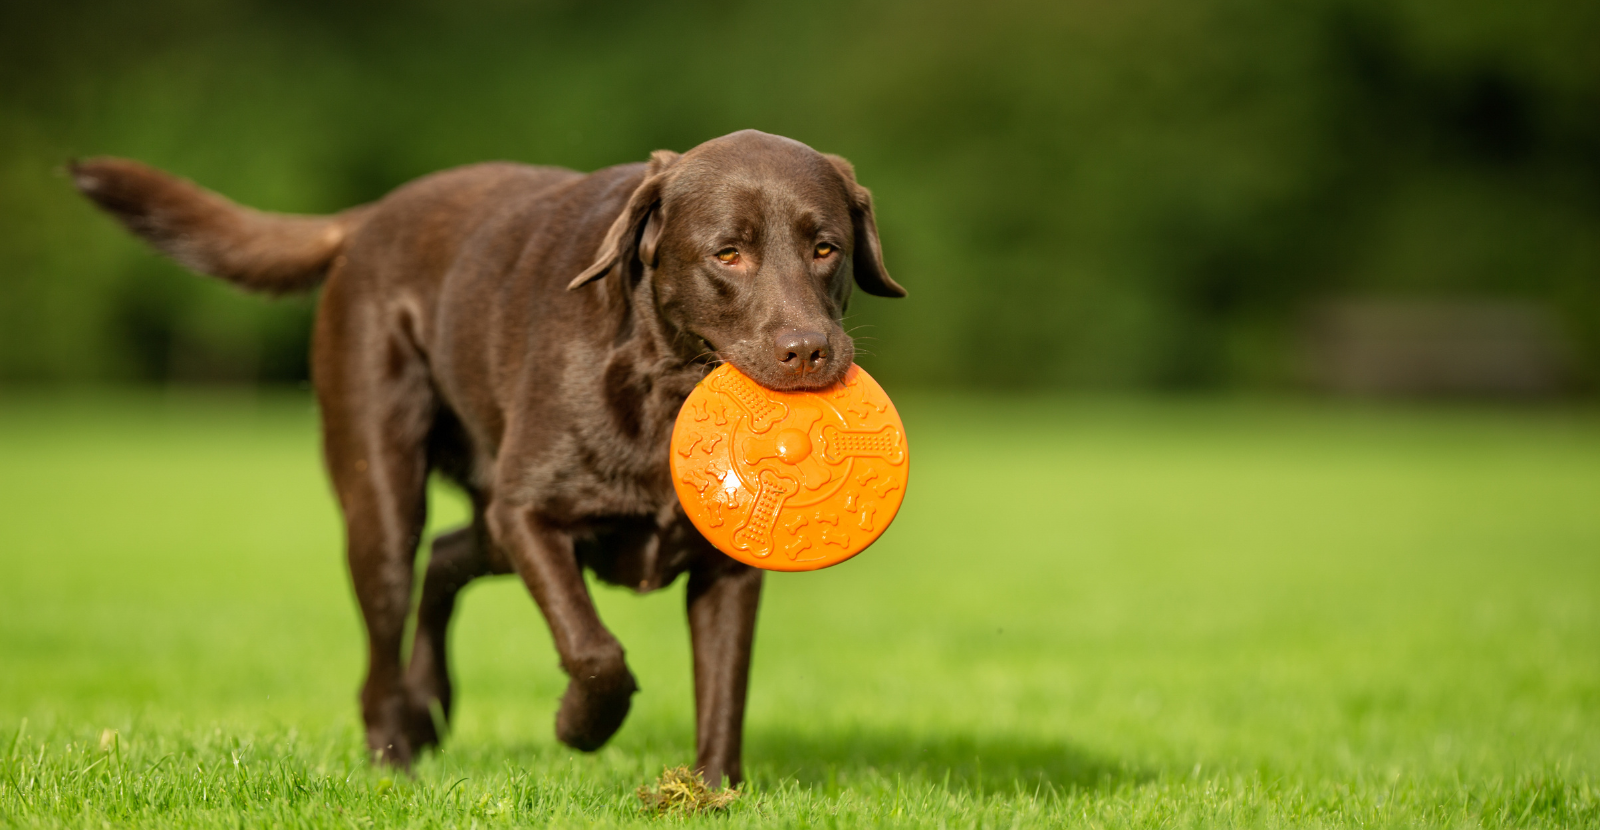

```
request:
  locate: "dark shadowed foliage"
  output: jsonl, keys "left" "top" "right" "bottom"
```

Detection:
{"left": 2, "top": 0, "right": 1597, "bottom": 391}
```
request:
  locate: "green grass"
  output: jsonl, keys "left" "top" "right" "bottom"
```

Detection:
{"left": 1, "top": 391, "right": 1596, "bottom": 827}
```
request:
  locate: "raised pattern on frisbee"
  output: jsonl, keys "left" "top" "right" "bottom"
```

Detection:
{"left": 670, "top": 363, "right": 908, "bottom": 571}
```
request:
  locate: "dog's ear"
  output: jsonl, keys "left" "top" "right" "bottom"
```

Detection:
{"left": 825, "top": 154, "right": 906, "bottom": 298}
{"left": 569, "top": 149, "right": 681, "bottom": 290}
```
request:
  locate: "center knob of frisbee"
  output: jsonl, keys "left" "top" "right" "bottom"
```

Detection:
{"left": 774, "top": 428, "right": 812, "bottom": 464}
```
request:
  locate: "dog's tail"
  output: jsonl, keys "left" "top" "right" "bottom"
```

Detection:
{"left": 70, "top": 157, "right": 370, "bottom": 294}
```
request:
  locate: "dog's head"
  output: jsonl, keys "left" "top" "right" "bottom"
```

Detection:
{"left": 570, "top": 130, "right": 905, "bottom": 392}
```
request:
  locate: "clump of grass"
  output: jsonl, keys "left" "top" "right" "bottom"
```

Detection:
{"left": 636, "top": 766, "right": 740, "bottom": 816}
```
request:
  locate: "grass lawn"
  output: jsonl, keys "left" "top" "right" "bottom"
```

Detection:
{"left": 0, "top": 391, "right": 1596, "bottom": 827}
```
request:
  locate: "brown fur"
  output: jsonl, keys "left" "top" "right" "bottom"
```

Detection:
{"left": 72, "top": 130, "right": 904, "bottom": 787}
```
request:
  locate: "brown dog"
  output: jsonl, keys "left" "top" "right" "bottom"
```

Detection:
{"left": 71, "top": 130, "right": 905, "bottom": 786}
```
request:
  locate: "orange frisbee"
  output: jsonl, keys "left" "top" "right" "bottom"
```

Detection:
{"left": 670, "top": 363, "right": 908, "bottom": 571}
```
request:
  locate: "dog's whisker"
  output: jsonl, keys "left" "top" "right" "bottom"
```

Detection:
{"left": 689, "top": 349, "right": 725, "bottom": 367}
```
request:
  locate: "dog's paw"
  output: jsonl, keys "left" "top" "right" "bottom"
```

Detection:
{"left": 364, "top": 703, "right": 439, "bottom": 769}
{"left": 363, "top": 687, "right": 438, "bottom": 768}
{"left": 555, "top": 666, "right": 638, "bottom": 752}
{"left": 366, "top": 725, "right": 415, "bottom": 770}
{"left": 401, "top": 695, "right": 443, "bottom": 753}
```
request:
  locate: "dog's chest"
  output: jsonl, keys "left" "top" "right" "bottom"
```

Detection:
{"left": 513, "top": 362, "right": 698, "bottom": 521}
{"left": 577, "top": 507, "right": 703, "bottom": 592}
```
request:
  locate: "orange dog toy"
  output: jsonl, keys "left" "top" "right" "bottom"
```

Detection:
{"left": 670, "top": 363, "right": 908, "bottom": 571}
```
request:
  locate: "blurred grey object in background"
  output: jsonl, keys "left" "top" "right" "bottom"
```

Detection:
{"left": 1303, "top": 299, "right": 1574, "bottom": 398}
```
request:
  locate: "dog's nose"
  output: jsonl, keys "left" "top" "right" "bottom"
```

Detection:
{"left": 773, "top": 329, "right": 831, "bottom": 376}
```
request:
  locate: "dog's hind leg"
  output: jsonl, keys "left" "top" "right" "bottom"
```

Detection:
{"left": 406, "top": 519, "right": 505, "bottom": 737}
{"left": 315, "top": 285, "right": 439, "bottom": 768}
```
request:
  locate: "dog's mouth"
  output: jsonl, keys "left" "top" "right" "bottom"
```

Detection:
{"left": 715, "top": 344, "right": 855, "bottom": 394}
{"left": 744, "top": 366, "right": 850, "bottom": 393}
{"left": 687, "top": 329, "right": 854, "bottom": 392}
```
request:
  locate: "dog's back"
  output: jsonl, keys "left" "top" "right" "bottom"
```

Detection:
{"left": 71, "top": 158, "right": 583, "bottom": 298}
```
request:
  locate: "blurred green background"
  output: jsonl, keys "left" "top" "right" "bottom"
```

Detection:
{"left": 4, "top": 4, "right": 1599, "bottom": 824}
{"left": 3, "top": 0, "right": 1597, "bottom": 391}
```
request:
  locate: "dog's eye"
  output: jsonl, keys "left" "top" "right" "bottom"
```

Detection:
{"left": 814, "top": 243, "right": 836, "bottom": 259}
{"left": 716, "top": 248, "right": 740, "bottom": 264}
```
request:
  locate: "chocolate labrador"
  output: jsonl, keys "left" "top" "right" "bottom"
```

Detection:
{"left": 71, "top": 130, "right": 905, "bottom": 786}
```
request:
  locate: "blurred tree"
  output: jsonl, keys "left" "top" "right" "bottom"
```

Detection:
{"left": 2, "top": 0, "right": 1596, "bottom": 389}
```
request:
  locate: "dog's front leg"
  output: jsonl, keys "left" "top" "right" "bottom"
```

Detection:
{"left": 687, "top": 558, "right": 763, "bottom": 788}
{"left": 489, "top": 503, "right": 638, "bottom": 751}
